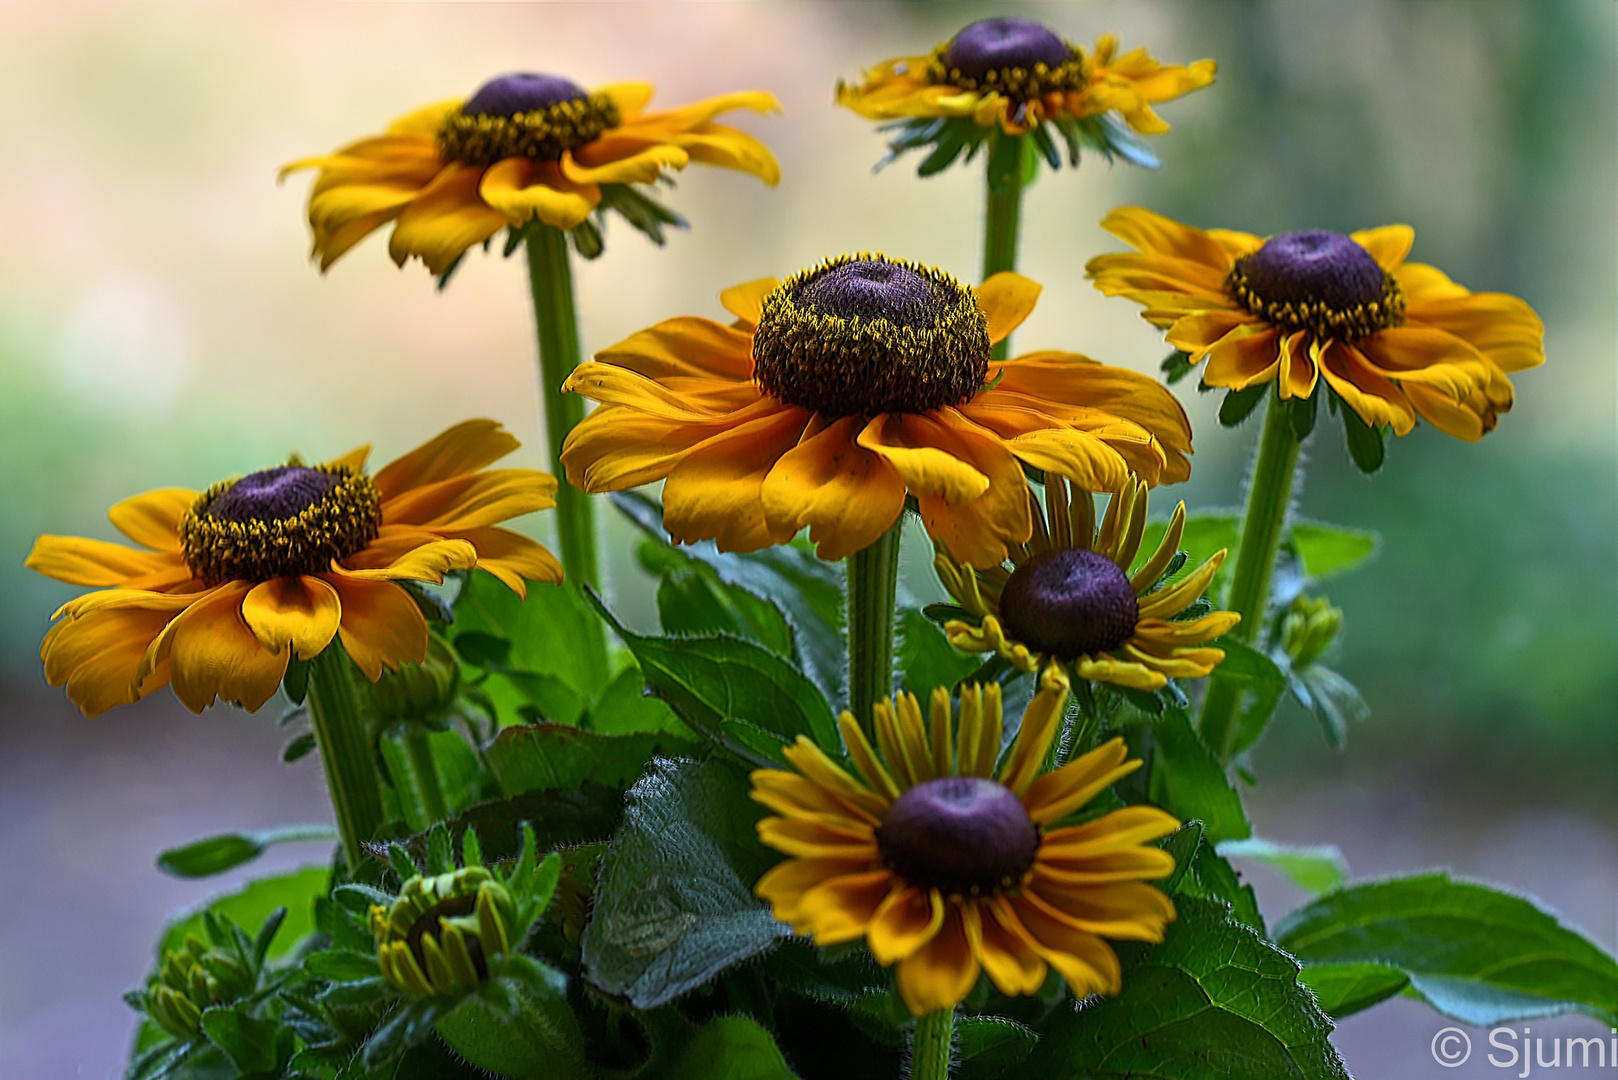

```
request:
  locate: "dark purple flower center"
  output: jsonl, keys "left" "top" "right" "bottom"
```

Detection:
{"left": 999, "top": 547, "right": 1139, "bottom": 659}
{"left": 942, "top": 18, "right": 1072, "bottom": 79}
{"left": 205, "top": 466, "right": 339, "bottom": 523}
{"left": 800, "top": 260, "right": 941, "bottom": 329}
{"left": 463, "top": 73, "right": 588, "bottom": 118}
{"left": 751, "top": 254, "right": 990, "bottom": 417}
{"left": 180, "top": 464, "right": 381, "bottom": 586}
{"left": 1226, "top": 230, "right": 1405, "bottom": 340}
{"left": 878, "top": 776, "right": 1039, "bottom": 895}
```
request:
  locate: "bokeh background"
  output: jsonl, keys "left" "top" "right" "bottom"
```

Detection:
{"left": 1, "top": 2, "right": 1612, "bottom": 1077}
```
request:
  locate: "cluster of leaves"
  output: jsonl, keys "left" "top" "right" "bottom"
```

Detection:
{"left": 129, "top": 493, "right": 1618, "bottom": 1079}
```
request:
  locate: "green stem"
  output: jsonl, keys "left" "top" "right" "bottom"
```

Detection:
{"left": 403, "top": 729, "right": 448, "bottom": 825}
{"left": 846, "top": 521, "right": 902, "bottom": 735}
{"left": 1197, "top": 391, "right": 1303, "bottom": 758}
{"left": 305, "top": 647, "right": 385, "bottom": 869}
{"left": 910, "top": 1008, "right": 956, "bottom": 1080}
{"left": 984, "top": 134, "right": 1026, "bottom": 361}
{"left": 524, "top": 224, "right": 599, "bottom": 592}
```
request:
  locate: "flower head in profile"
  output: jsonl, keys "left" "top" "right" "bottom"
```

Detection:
{"left": 1087, "top": 207, "right": 1545, "bottom": 445}
{"left": 838, "top": 17, "right": 1214, "bottom": 174}
{"left": 28, "top": 420, "right": 560, "bottom": 717}
{"left": 752, "top": 670, "right": 1178, "bottom": 1015}
{"left": 935, "top": 474, "right": 1238, "bottom": 691}
{"left": 281, "top": 74, "right": 780, "bottom": 274}
{"left": 561, "top": 254, "right": 1192, "bottom": 567}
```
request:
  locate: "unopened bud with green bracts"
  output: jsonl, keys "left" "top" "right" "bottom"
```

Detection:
{"left": 1281, "top": 594, "right": 1344, "bottom": 668}
{"left": 136, "top": 908, "right": 286, "bottom": 1041}
{"left": 371, "top": 867, "right": 517, "bottom": 996}
{"left": 370, "top": 822, "right": 560, "bottom": 1000}
{"left": 369, "top": 630, "right": 460, "bottom": 725}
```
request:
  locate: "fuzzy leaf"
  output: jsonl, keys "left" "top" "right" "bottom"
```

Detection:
{"left": 898, "top": 608, "right": 982, "bottom": 699}
{"left": 1288, "top": 521, "right": 1380, "bottom": 579}
{"left": 156, "top": 825, "right": 336, "bottom": 878}
{"left": 582, "top": 757, "right": 788, "bottom": 1009}
{"left": 1217, "top": 837, "right": 1349, "bottom": 894}
{"left": 1026, "top": 898, "right": 1348, "bottom": 1079}
{"left": 1277, "top": 873, "right": 1618, "bottom": 1026}
{"left": 487, "top": 722, "right": 697, "bottom": 797}
{"left": 1148, "top": 708, "right": 1251, "bottom": 843}
{"left": 1298, "top": 963, "right": 1410, "bottom": 1019}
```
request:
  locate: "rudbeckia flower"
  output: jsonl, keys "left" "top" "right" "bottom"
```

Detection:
{"left": 1086, "top": 207, "right": 1545, "bottom": 441}
{"left": 752, "top": 669, "right": 1178, "bottom": 1015}
{"left": 934, "top": 474, "right": 1239, "bottom": 691}
{"left": 560, "top": 254, "right": 1192, "bottom": 567}
{"left": 27, "top": 420, "right": 560, "bottom": 718}
{"left": 837, "top": 16, "right": 1214, "bottom": 172}
{"left": 281, "top": 73, "right": 780, "bottom": 274}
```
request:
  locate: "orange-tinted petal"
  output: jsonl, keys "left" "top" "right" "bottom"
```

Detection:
{"left": 387, "top": 163, "right": 507, "bottom": 274}
{"left": 40, "top": 604, "right": 180, "bottom": 718}
{"left": 760, "top": 416, "right": 907, "bottom": 561}
{"left": 372, "top": 419, "right": 521, "bottom": 501}
{"left": 867, "top": 886, "right": 946, "bottom": 965}
{"left": 756, "top": 857, "right": 881, "bottom": 923}
{"left": 661, "top": 405, "right": 809, "bottom": 552}
{"left": 445, "top": 526, "right": 562, "bottom": 598}
{"left": 1198, "top": 323, "right": 1282, "bottom": 390}
{"left": 969, "top": 899, "right": 1048, "bottom": 996}
{"left": 326, "top": 575, "right": 428, "bottom": 681}
{"left": 108, "top": 488, "right": 194, "bottom": 551}
{"left": 791, "top": 869, "right": 895, "bottom": 945}
{"left": 478, "top": 158, "right": 599, "bottom": 231}
{"left": 166, "top": 586, "right": 289, "bottom": 714}
{"left": 240, "top": 576, "right": 342, "bottom": 661}
{"left": 894, "top": 905, "right": 979, "bottom": 1015}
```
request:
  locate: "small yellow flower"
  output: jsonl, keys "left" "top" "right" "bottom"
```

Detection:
{"left": 934, "top": 474, "right": 1238, "bottom": 691}
{"left": 372, "top": 867, "right": 517, "bottom": 997}
{"left": 561, "top": 254, "right": 1192, "bottom": 567}
{"left": 282, "top": 73, "right": 780, "bottom": 273}
{"left": 28, "top": 421, "right": 559, "bottom": 717}
{"left": 1087, "top": 207, "right": 1545, "bottom": 440}
{"left": 753, "top": 669, "right": 1178, "bottom": 1015}
{"left": 838, "top": 17, "right": 1213, "bottom": 168}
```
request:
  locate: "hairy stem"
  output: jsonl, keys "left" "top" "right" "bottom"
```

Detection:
{"left": 846, "top": 521, "right": 903, "bottom": 735}
{"left": 305, "top": 646, "right": 385, "bottom": 869}
{"left": 910, "top": 1008, "right": 957, "bottom": 1080}
{"left": 984, "top": 133, "right": 1026, "bottom": 361}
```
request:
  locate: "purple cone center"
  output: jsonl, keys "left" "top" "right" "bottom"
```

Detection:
{"left": 879, "top": 776, "right": 1039, "bottom": 895}
{"left": 463, "top": 73, "right": 588, "bottom": 117}
{"left": 1241, "top": 231, "right": 1386, "bottom": 311}
{"left": 999, "top": 547, "right": 1139, "bottom": 659}
{"left": 801, "top": 259, "right": 940, "bottom": 330}
{"left": 206, "top": 466, "right": 339, "bottom": 524}
{"left": 942, "top": 17, "right": 1071, "bottom": 78}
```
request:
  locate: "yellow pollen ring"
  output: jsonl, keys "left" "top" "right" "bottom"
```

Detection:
{"left": 924, "top": 45, "right": 1089, "bottom": 100}
{"left": 436, "top": 92, "right": 621, "bottom": 167}
{"left": 1225, "top": 255, "right": 1406, "bottom": 342}
{"left": 179, "top": 465, "right": 380, "bottom": 586}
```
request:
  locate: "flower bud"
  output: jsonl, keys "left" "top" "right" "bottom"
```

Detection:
{"left": 1281, "top": 595, "right": 1343, "bottom": 668}
{"left": 145, "top": 934, "right": 256, "bottom": 1040}
{"left": 370, "top": 631, "right": 460, "bottom": 725}
{"left": 371, "top": 868, "right": 518, "bottom": 997}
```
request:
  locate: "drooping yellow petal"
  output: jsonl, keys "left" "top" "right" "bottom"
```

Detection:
{"left": 333, "top": 539, "right": 479, "bottom": 585}
{"left": 445, "top": 526, "right": 563, "bottom": 598}
{"left": 1098, "top": 207, "right": 1234, "bottom": 269}
{"left": 760, "top": 416, "right": 907, "bottom": 562}
{"left": 382, "top": 470, "right": 557, "bottom": 532}
{"left": 240, "top": 576, "right": 342, "bottom": 661}
{"left": 40, "top": 604, "right": 179, "bottom": 718}
{"left": 26, "top": 536, "right": 183, "bottom": 588}
{"left": 867, "top": 886, "right": 945, "bottom": 965}
{"left": 478, "top": 158, "right": 599, "bottom": 231}
{"left": 327, "top": 576, "right": 428, "bottom": 681}
{"left": 387, "top": 163, "right": 508, "bottom": 274}
{"left": 660, "top": 406, "right": 808, "bottom": 553}
{"left": 974, "top": 273, "right": 1042, "bottom": 345}
{"left": 893, "top": 906, "right": 979, "bottom": 1015}
{"left": 967, "top": 899, "right": 1048, "bottom": 997}
{"left": 166, "top": 586, "right": 289, "bottom": 714}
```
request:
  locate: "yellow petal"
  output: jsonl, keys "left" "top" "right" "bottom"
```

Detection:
{"left": 867, "top": 887, "right": 945, "bottom": 965}
{"left": 894, "top": 907, "right": 979, "bottom": 1015}
{"left": 240, "top": 576, "right": 342, "bottom": 661}
{"left": 479, "top": 158, "right": 598, "bottom": 231}
{"left": 387, "top": 163, "right": 507, "bottom": 274}
{"left": 1349, "top": 224, "right": 1414, "bottom": 270}
{"left": 974, "top": 273, "right": 1042, "bottom": 345}
{"left": 109, "top": 488, "right": 195, "bottom": 551}
{"left": 327, "top": 576, "right": 428, "bottom": 681}
{"left": 26, "top": 536, "right": 182, "bottom": 588}
{"left": 720, "top": 278, "right": 780, "bottom": 328}
{"left": 760, "top": 416, "right": 907, "bottom": 562}
{"left": 560, "top": 144, "right": 688, "bottom": 186}
{"left": 373, "top": 420, "right": 521, "bottom": 501}
{"left": 167, "top": 587, "right": 289, "bottom": 713}
{"left": 334, "top": 538, "right": 479, "bottom": 584}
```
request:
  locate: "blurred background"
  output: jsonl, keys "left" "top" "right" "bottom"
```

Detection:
{"left": 0, "top": 2, "right": 1611, "bottom": 1076}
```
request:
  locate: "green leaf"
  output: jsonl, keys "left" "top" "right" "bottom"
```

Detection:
{"left": 1294, "top": 665, "right": 1369, "bottom": 749}
{"left": 1217, "top": 837, "right": 1349, "bottom": 894}
{"left": 613, "top": 493, "right": 847, "bottom": 702}
{"left": 487, "top": 722, "right": 697, "bottom": 797}
{"left": 453, "top": 571, "right": 611, "bottom": 708}
{"left": 1179, "top": 844, "right": 1264, "bottom": 932}
{"left": 158, "top": 866, "right": 328, "bottom": 962}
{"left": 589, "top": 591, "right": 838, "bottom": 750}
{"left": 499, "top": 670, "right": 589, "bottom": 727}
{"left": 956, "top": 1016, "right": 1038, "bottom": 1080}
{"left": 1338, "top": 398, "right": 1385, "bottom": 473}
{"left": 1218, "top": 384, "right": 1269, "bottom": 427}
{"left": 303, "top": 948, "right": 382, "bottom": 981}
{"left": 1026, "top": 897, "right": 1347, "bottom": 1079}
{"left": 582, "top": 757, "right": 789, "bottom": 1008}
{"left": 199, "top": 1005, "right": 283, "bottom": 1073}
{"left": 394, "top": 785, "right": 625, "bottom": 868}
{"left": 156, "top": 824, "right": 336, "bottom": 878}
{"left": 1288, "top": 521, "right": 1380, "bottom": 579}
{"left": 655, "top": 563, "right": 794, "bottom": 655}
{"left": 1297, "top": 963, "right": 1410, "bottom": 1019}
{"left": 587, "top": 662, "right": 689, "bottom": 737}
{"left": 1288, "top": 389, "right": 1319, "bottom": 440}
{"left": 1160, "top": 351, "right": 1195, "bottom": 385}
{"left": 1148, "top": 708, "right": 1251, "bottom": 843}
{"left": 283, "top": 655, "right": 311, "bottom": 705}
{"left": 897, "top": 608, "right": 981, "bottom": 699}
{"left": 433, "top": 969, "right": 590, "bottom": 1079}
{"left": 281, "top": 731, "right": 316, "bottom": 763}
{"left": 662, "top": 1015, "right": 802, "bottom": 1080}
{"left": 1276, "top": 873, "right": 1618, "bottom": 1026}
{"left": 1207, "top": 638, "right": 1288, "bottom": 757}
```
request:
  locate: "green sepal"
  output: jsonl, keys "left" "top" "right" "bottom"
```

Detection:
{"left": 1289, "top": 389, "right": 1320, "bottom": 439}
{"left": 569, "top": 218, "right": 604, "bottom": 260}
{"left": 1219, "top": 383, "right": 1270, "bottom": 427}
{"left": 283, "top": 655, "right": 311, "bottom": 704}
{"left": 281, "top": 731, "right": 316, "bottom": 763}
{"left": 1338, "top": 394, "right": 1387, "bottom": 472}
{"left": 598, "top": 182, "right": 689, "bottom": 247}
{"left": 1160, "top": 350, "right": 1196, "bottom": 385}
